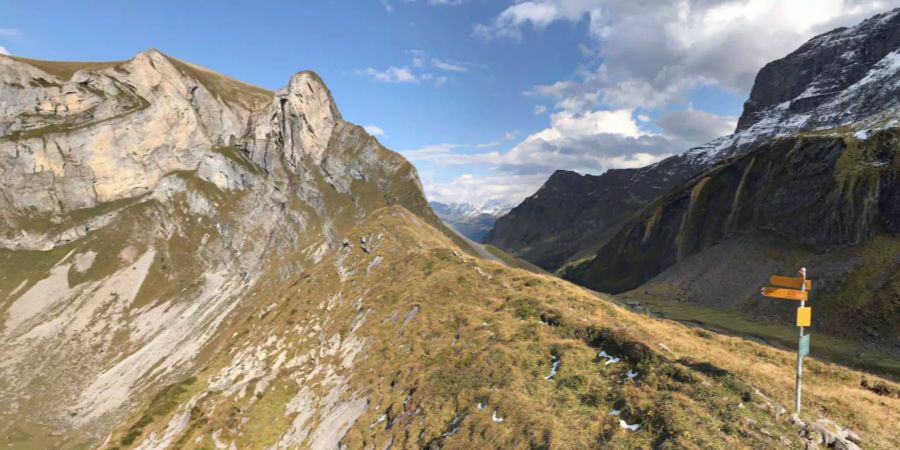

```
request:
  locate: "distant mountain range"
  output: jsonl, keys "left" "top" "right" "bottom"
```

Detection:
{"left": 430, "top": 200, "right": 512, "bottom": 242}
{"left": 487, "top": 9, "right": 900, "bottom": 362}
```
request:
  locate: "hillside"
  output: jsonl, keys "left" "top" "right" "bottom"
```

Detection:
{"left": 96, "top": 207, "right": 900, "bottom": 449}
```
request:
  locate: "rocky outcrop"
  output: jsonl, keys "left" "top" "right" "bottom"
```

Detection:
{"left": 738, "top": 9, "right": 900, "bottom": 131}
{"left": 0, "top": 49, "right": 450, "bottom": 447}
{"left": 485, "top": 155, "right": 696, "bottom": 270}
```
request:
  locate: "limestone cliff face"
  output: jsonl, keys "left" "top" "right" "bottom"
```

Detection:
{"left": 0, "top": 49, "right": 442, "bottom": 447}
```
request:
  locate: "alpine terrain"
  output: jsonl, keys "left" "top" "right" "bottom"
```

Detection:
{"left": 430, "top": 201, "right": 512, "bottom": 243}
{"left": 488, "top": 9, "right": 900, "bottom": 373}
{"left": 1, "top": 48, "right": 898, "bottom": 450}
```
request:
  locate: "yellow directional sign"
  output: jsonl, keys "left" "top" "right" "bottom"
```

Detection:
{"left": 760, "top": 287, "right": 808, "bottom": 301}
{"left": 769, "top": 275, "right": 812, "bottom": 290}
{"left": 796, "top": 306, "right": 812, "bottom": 327}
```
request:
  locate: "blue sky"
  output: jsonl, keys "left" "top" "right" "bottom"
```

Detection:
{"left": 1, "top": 0, "right": 896, "bottom": 205}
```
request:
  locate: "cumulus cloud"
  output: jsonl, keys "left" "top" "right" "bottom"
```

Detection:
{"left": 495, "top": 109, "right": 675, "bottom": 175}
{"left": 474, "top": 1, "right": 574, "bottom": 40}
{"left": 655, "top": 108, "right": 738, "bottom": 145}
{"left": 363, "top": 125, "right": 386, "bottom": 136}
{"left": 424, "top": 173, "right": 550, "bottom": 205}
{"left": 491, "top": 0, "right": 900, "bottom": 110}
{"left": 439, "top": 0, "right": 900, "bottom": 206}
{"left": 0, "top": 46, "right": 8, "bottom": 55}
{"left": 407, "top": 104, "right": 738, "bottom": 204}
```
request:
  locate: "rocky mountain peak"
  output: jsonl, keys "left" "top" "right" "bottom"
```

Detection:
{"left": 737, "top": 8, "right": 900, "bottom": 131}
{"left": 273, "top": 70, "right": 342, "bottom": 166}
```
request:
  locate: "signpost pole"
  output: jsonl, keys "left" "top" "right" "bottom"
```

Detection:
{"left": 795, "top": 267, "right": 807, "bottom": 414}
{"left": 760, "top": 268, "right": 812, "bottom": 414}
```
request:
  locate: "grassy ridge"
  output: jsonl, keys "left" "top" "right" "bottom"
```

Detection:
{"left": 102, "top": 206, "right": 900, "bottom": 449}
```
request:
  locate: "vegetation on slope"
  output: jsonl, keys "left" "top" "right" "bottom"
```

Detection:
{"left": 102, "top": 206, "right": 899, "bottom": 449}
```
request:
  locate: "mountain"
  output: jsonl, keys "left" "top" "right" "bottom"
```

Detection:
{"left": 527, "top": 11, "right": 900, "bottom": 357}
{"left": 430, "top": 200, "right": 512, "bottom": 242}
{"left": 487, "top": 9, "right": 900, "bottom": 274}
{"left": 1, "top": 50, "right": 898, "bottom": 450}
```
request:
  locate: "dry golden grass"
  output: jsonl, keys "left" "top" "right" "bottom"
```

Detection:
{"left": 7, "top": 55, "right": 124, "bottom": 80}
{"left": 96, "top": 206, "right": 900, "bottom": 449}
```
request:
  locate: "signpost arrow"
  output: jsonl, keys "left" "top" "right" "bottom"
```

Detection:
{"left": 769, "top": 275, "right": 812, "bottom": 290}
{"left": 760, "top": 286, "right": 808, "bottom": 301}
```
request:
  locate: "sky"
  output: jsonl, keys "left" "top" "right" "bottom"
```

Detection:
{"left": 2, "top": 0, "right": 898, "bottom": 206}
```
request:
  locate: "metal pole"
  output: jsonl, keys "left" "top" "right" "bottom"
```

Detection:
{"left": 795, "top": 267, "right": 807, "bottom": 414}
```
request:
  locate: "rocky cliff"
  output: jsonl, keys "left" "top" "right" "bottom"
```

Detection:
{"left": 558, "top": 9, "right": 900, "bottom": 349}
{"left": 485, "top": 157, "right": 694, "bottom": 270}
{"left": 0, "top": 49, "right": 447, "bottom": 447}
{"left": 567, "top": 130, "right": 900, "bottom": 343}
{"left": 487, "top": 8, "right": 900, "bottom": 274}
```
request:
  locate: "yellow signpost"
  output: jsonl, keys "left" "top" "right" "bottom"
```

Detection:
{"left": 769, "top": 275, "right": 812, "bottom": 290}
{"left": 760, "top": 267, "right": 811, "bottom": 414}
{"left": 760, "top": 287, "right": 808, "bottom": 301}
{"left": 796, "top": 307, "right": 812, "bottom": 327}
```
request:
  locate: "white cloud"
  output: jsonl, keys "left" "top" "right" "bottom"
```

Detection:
{"left": 358, "top": 66, "right": 419, "bottom": 83}
{"left": 655, "top": 107, "right": 738, "bottom": 144}
{"left": 425, "top": 173, "right": 549, "bottom": 205}
{"left": 365, "top": 50, "right": 467, "bottom": 86}
{"left": 0, "top": 46, "right": 8, "bottom": 56}
{"left": 431, "top": 58, "right": 467, "bottom": 72}
{"left": 474, "top": 1, "right": 568, "bottom": 40}
{"left": 381, "top": 0, "right": 393, "bottom": 12}
{"left": 484, "top": 0, "right": 900, "bottom": 109}
{"left": 0, "top": 28, "right": 21, "bottom": 37}
{"left": 363, "top": 125, "right": 386, "bottom": 137}
{"left": 406, "top": 104, "right": 741, "bottom": 204}
{"left": 426, "top": 1, "right": 899, "bottom": 206}
{"left": 445, "top": 0, "right": 899, "bottom": 206}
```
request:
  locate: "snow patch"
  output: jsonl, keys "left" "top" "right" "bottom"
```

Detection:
{"left": 544, "top": 355, "right": 560, "bottom": 380}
